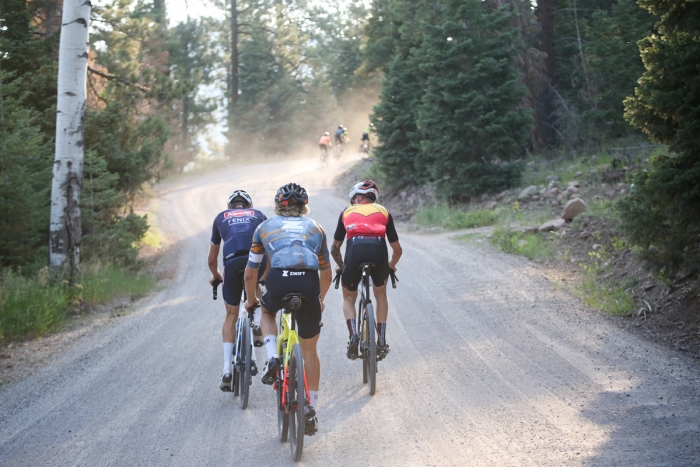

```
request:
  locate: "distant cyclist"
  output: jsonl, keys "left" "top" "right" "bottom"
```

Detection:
{"left": 361, "top": 122, "right": 374, "bottom": 153}
{"left": 208, "top": 190, "right": 268, "bottom": 391}
{"left": 334, "top": 125, "right": 345, "bottom": 146}
{"left": 330, "top": 180, "right": 402, "bottom": 361}
{"left": 318, "top": 132, "right": 332, "bottom": 161}
{"left": 243, "top": 183, "right": 332, "bottom": 434}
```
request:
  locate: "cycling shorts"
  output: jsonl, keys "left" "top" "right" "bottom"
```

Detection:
{"left": 341, "top": 236, "right": 389, "bottom": 292}
{"left": 261, "top": 268, "right": 322, "bottom": 339}
{"left": 223, "top": 256, "right": 267, "bottom": 306}
{"left": 319, "top": 144, "right": 329, "bottom": 151}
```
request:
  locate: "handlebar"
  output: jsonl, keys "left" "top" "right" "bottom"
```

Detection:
{"left": 212, "top": 279, "right": 223, "bottom": 300}
{"left": 334, "top": 269, "right": 398, "bottom": 289}
{"left": 333, "top": 272, "right": 341, "bottom": 289}
{"left": 389, "top": 270, "right": 398, "bottom": 289}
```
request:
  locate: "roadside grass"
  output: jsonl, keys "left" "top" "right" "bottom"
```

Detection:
{"left": 0, "top": 263, "right": 155, "bottom": 344}
{"left": 521, "top": 152, "right": 619, "bottom": 187}
{"left": 574, "top": 248, "right": 634, "bottom": 315}
{"left": 491, "top": 224, "right": 557, "bottom": 261}
{"left": 0, "top": 269, "right": 69, "bottom": 343}
{"left": 415, "top": 205, "right": 499, "bottom": 230}
{"left": 80, "top": 262, "right": 155, "bottom": 308}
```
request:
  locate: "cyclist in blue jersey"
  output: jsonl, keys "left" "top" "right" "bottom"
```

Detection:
{"left": 244, "top": 183, "right": 332, "bottom": 434}
{"left": 208, "top": 190, "right": 268, "bottom": 391}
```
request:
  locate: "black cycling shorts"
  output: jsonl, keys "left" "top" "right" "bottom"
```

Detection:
{"left": 341, "top": 236, "right": 389, "bottom": 292}
{"left": 261, "top": 268, "right": 322, "bottom": 339}
{"left": 223, "top": 256, "right": 267, "bottom": 306}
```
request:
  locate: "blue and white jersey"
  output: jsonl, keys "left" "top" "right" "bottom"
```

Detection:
{"left": 248, "top": 216, "right": 331, "bottom": 271}
{"left": 211, "top": 208, "right": 267, "bottom": 262}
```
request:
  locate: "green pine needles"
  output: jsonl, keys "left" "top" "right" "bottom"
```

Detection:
{"left": 372, "top": 0, "right": 531, "bottom": 199}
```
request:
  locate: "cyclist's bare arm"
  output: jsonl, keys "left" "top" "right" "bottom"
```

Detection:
{"left": 208, "top": 244, "right": 222, "bottom": 285}
{"left": 331, "top": 239, "right": 344, "bottom": 271}
{"left": 388, "top": 240, "right": 402, "bottom": 271}
{"left": 319, "top": 268, "right": 332, "bottom": 311}
{"left": 244, "top": 265, "right": 259, "bottom": 309}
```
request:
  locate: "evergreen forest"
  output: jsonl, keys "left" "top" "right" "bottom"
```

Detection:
{"left": 1, "top": 0, "right": 699, "bottom": 306}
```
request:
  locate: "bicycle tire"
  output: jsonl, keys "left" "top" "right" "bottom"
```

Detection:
{"left": 239, "top": 316, "right": 251, "bottom": 409}
{"left": 277, "top": 355, "right": 289, "bottom": 443}
{"left": 288, "top": 343, "right": 306, "bottom": 461}
{"left": 359, "top": 298, "right": 368, "bottom": 384}
{"left": 365, "top": 302, "right": 377, "bottom": 395}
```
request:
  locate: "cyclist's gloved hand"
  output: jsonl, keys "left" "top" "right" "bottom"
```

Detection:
{"left": 245, "top": 298, "right": 259, "bottom": 313}
{"left": 210, "top": 273, "right": 223, "bottom": 287}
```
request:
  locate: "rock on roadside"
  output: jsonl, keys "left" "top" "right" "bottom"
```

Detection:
{"left": 561, "top": 198, "right": 588, "bottom": 221}
{"left": 539, "top": 218, "right": 566, "bottom": 232}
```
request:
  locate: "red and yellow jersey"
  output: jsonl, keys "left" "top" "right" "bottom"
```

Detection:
{"left": 333, "top": 203, "right": 399, "bottom": 242}
{"left": 318, "top": 135, "right": 331, "bottom": 145}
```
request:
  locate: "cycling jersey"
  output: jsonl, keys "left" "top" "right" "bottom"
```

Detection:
{"left": 318, "top": 135, "right": 331, "bottom": 146}
{"left": 333, "top": 203, "right": 399, "bottom": 243}
{"left": 211, "top": 208, "right": 267, "bottom": 262}
{"left": 248, "top": 216, "right": 331, "bottom": 271}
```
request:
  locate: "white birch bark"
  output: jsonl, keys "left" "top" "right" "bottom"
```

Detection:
{"left": 49, "top": 0, "right": 91, "bottom": 271}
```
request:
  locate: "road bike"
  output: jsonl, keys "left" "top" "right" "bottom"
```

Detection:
{"left": 212, "top": 276, "right": 260, "bottom": 409}
{"left": 319, "top": 146, "right": 329, "bottom": 165}
{"left": 358, "top": 140, "right": 371, "bottom": 158}
{"left": 335, "top": 265, "right": 397, "bottom": 396}
{"left": 274, "top": 293, "right": 315, "bottom": 462}
{"left": 334, "top": 140, "right": 347, "bottom": 161}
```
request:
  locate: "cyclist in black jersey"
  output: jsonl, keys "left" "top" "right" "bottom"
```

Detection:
{"left": 208, "top": 190, "right": 268, "bottom": 391}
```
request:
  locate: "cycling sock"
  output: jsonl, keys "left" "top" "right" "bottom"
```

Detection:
{"left": 377, "top": 322, "right": 387, "bottom": 346}
{"left": 308, "top": 391, "right": 319, "bottom": 411}
{"left": 264, "top": 335, "right": 278, "bottom": 360}
{"left": 346, "top": 318, "right": 357, "bottom": 337}
{"left": 254, "top": 307, "right": 261, "bottom": 326}
{"left": 223, "top": 342, "right": 234, "bottom": 373}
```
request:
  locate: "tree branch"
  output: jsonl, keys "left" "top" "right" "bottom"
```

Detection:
{"left": 87, "top": 66, "right": 151, "bottom": 93}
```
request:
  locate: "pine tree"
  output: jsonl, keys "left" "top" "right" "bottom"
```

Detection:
{"left": 416, "top": 0, "right": 531, "bottom": 199}
{"left": 618, "top": 0, "right": 700, "bottom": 276}
{"left": 372, "top": 52, "right": 427, "bottom": 187}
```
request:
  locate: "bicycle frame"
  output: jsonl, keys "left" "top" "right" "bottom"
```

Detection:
{"left": 276, "top": 311, "right": 311, "bottom": 408}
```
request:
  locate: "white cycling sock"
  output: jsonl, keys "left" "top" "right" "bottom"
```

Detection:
{"left": 264, "top": 335, "right": 278, "bottom": 360}
{"left": 308, "top": 391, "right": 319, "bottom": 410}
{"left": 223, "top": 342, "right": 234, "bottom": 373}
{"left": 254, "top": 307, "right": 262, "bottom": 326}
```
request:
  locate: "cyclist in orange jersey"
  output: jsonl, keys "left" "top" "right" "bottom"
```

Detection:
{"left": 330, "top": 180, "right": 403, "bottom": 360}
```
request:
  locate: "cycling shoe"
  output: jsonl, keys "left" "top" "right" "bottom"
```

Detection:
{"left": 261, "top": 357, "right": 280, "bottom": 385}
{"left": 346, "top": 334, "right": 360, "bottom": 360}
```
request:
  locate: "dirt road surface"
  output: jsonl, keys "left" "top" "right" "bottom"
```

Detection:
{"left": 2, "top": 158, "right": 700, "bottom": 466}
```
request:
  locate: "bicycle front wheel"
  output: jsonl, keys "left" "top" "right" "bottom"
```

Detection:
{"left": 288, "top": 343, "right": 306, "bottom": 462}
{"left": 363, "top": 302, "right": 377, "bottom": 395}
{"left": 239, "top": 317, "right": 252, "bottom": 409}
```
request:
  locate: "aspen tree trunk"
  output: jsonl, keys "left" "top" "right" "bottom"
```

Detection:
{"left": 49, "top": 0, "right": 91, "bottom": 277}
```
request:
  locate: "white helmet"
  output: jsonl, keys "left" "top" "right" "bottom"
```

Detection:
{"left": 228, "top": 189, "right": 253, "bottom": 208}
{"left": 348, "top": 180, "right": 379, "bottom": 202}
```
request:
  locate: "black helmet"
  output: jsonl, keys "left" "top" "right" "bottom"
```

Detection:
{"left": 275, "top": 183, "right": 308, "bottom": 206}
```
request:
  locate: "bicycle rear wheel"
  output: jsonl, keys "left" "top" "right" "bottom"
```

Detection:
{"left": 239, "top": 316, "right": 252, "bottom": 409}
{"left": 277, "top": 361, "right": 289, "bottom": 443}
{"left": 363, "top": 302, "right": 377, "bottom": 395}
{"left": 288, "top": 343, "right": 306, "bottom": 461}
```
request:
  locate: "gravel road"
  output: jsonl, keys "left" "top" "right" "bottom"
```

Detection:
{"left": 1, "top": 158, "right": 699, "bottom": 466}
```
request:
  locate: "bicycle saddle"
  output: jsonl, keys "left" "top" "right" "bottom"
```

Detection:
{"left": 281, "top": 293, "right": 306, "bottom": 311}
{"left": 359, "top": 262, "right": 376, "bottom": 270}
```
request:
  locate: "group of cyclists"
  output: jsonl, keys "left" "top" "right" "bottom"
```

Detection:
{"left": 318, "top": 123, "right": 374, "bottom": 161}
{"left": 207, "top": 180, "right": 402, "bottom": 436}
